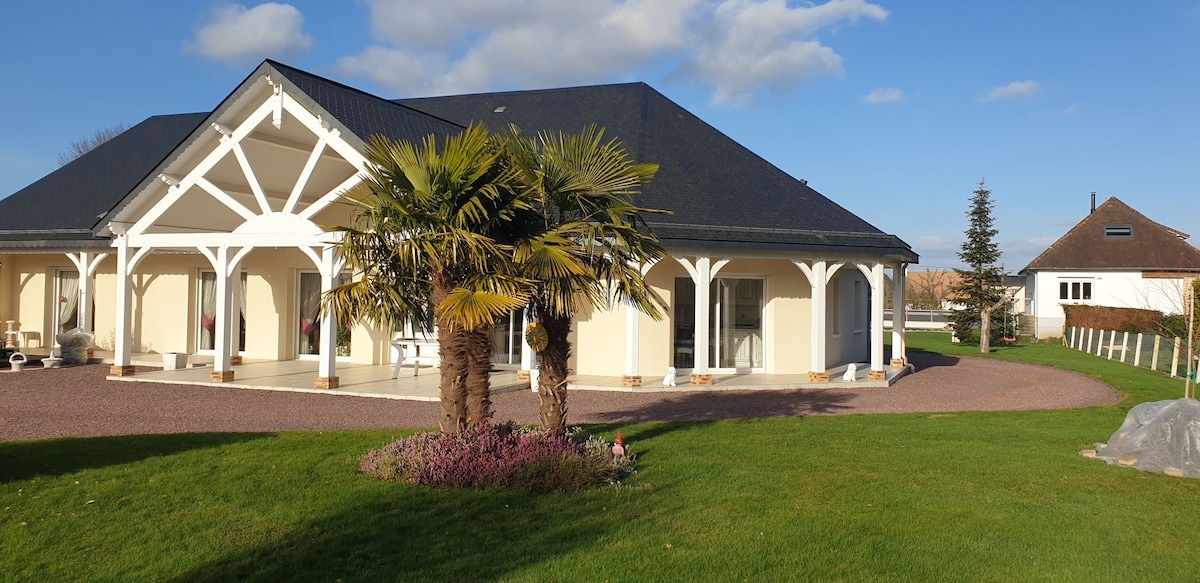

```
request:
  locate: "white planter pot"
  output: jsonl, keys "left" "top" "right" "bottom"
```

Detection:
{"left": 41, "top": 357, "right": 63, "bottom": 369}
{"left": 163, "top": 352, "right": 189, "bottom": 370}
{"left": 9, "top": 352, "right": 27, "bottom": 372}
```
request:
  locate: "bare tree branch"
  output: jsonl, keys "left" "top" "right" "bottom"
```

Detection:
{"left": 58, "top": 124, "right": 130, "bottom": 166}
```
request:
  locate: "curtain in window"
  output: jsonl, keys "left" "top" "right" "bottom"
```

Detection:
{"left": 200, "top": 272, "right": 217, "bottom": 349}
{"left": 57, "top": 270, "right": 80, "bottom": 334}
{"left": 298, "top": 272, "right": 320, "bottom": 355}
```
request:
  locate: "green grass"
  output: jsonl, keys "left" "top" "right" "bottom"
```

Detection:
{"left": 3, "top": 332, "right": 1198, "bottom": 582}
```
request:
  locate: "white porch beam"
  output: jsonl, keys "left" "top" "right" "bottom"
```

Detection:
{"left": 125, "top": 231, "right": 338, "bottom": 249}
{"left": 196, "top": 177, "right": 259, "bottom": 222}
{"left": 297, "top": 173, "right": 363, "bottom": 220}
{"left": 891, "top": 263, "right": 907, "bottom": 366}
{"left": 110, "top": 237, "right": 135, "bottom": 376}
{"left": 231, "top": 142, "right": 274, "bottom": 215}
{"left": 280, "top": 93, "right": 368, "bottom": 169}
{"left": 283, "top": 137, "right": 327, "bottom": 214}
{"left": 128, "top": 98, "right": 276, "bottom": 236}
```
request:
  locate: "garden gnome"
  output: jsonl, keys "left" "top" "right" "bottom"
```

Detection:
{"left": 612, "top": 431, "right": 626, "bottom": 458}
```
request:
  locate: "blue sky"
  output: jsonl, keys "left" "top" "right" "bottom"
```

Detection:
{"left": 2, "top": 1, "right": 1197, "bottom": 270}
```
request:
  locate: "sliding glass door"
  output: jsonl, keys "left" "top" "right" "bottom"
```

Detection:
{"left": 673, "top": 276, "right": 764, "bottom": 371}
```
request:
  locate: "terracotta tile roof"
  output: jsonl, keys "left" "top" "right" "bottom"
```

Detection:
{"left": 1022, "top": 197, "right": 1200, "bottom": 272}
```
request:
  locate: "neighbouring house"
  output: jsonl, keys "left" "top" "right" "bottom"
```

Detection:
{"left": 0, "top": 60, "right": 916, "bottom": 388}
{"left": 1021, "top": 197, "right": 1200, "bottom": 338}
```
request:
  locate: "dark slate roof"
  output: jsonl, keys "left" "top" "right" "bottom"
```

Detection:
{"left": 1022, "top": 197, "right": 1200, "bottom": 272}
{"left": 268, "top": 61, "right": 464, "bottom": 145}
{"left": 0, "top": 112, "right": 206, "bottom": 249}
{"left": 397, "top": 83, "right": 916, "bottom": 261}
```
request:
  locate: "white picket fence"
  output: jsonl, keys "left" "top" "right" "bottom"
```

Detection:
{"left": 1064, "top": 326, "right": 1189, "bottom": 378}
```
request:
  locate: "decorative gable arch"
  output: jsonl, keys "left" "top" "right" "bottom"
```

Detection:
{"left": 107, "top": 71, "right": 374, "bottom": 386}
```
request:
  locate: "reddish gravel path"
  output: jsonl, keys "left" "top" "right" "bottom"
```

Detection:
{"left": 0, "top": 353, "right": 1121, "bottom": 441}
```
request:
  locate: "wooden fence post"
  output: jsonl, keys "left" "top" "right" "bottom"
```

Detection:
{"left": 1069, "top": 327, "right": 1077, "bottom": 349}
{"left": 1152, "top": 335, "right": 1162, "bottom": 372}
{"left": 1086, "top": 328, "right": 1095, "bottom": 354}
{"left": 1097, "top": 330, "right": 1106, "bottom": 357}
{"left": 1134, "top": 333, "right": 1144, "bottom": 367}
{"left": 1171, "top": 337, "right": 1181, "bottom": 378}
{"left": 1120, "top": 331, "right": 1129, "bottom": 363}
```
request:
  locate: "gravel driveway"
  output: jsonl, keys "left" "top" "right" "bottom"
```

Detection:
{"left": 0, "top": 353, "right": 1121, "bottom": 441}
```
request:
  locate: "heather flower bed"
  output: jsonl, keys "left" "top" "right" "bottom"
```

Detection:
{"left": 360, "top": 422, "right": 635, "bottom": 493}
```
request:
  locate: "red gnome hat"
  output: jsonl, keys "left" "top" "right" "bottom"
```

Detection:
{"left": 615, "top": 431, "right": 624, "bottom": 446}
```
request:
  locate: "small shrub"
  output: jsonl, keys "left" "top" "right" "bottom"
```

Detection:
{"left": 361, "top": 422, "right": 635, "bottom": 492}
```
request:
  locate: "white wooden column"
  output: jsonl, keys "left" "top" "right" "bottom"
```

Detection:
{"left": 869, "top": 262, "right": 886, "bottom": 380}
{"left": 803, "top": 260, "right": 829, "bottom": 382}
{"left": 110, "top": 237, "right": 135, "bottom": 376}
{"left": 891, "top": 263, "right": 907, "bottom": 367}
{"left": 315, "top": 245, "right": 340, "bottom": 389}
{"left": 622, "top": 300, "right": 641, "bottom": 386}
{"left": 692, "top": 256, "right": 712, "bottom": 385}
{"left": 65, "top": 251, "right": 109, "bottom": 334}
{"left": 210, "top": 246, "right": 236, "bottom": 382}
{"left": 519, "top": 307, "right": 533, "bottom": 381}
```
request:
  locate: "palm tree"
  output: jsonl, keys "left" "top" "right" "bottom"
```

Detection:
{"left": 502, "top": 124, "right": 667, "bottom": 434}
{"left": 324, "top": 125, "right": 525, "bottom": 432}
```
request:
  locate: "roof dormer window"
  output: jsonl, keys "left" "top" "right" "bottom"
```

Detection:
{"left": 1104, "top": 225, "right": 1132, "bottom": 238}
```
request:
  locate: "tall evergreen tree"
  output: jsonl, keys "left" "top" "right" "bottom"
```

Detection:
{"left": 949, "top": 180, "right": 1007, "bottom": 345}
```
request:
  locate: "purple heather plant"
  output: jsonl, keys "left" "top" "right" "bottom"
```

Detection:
{"left": 361, "top": 422, "right": 635, "bottom": 493}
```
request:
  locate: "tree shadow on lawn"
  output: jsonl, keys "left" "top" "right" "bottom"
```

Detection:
{"left": 0, "top": 432, "right": 272, "bottom": 484}
{"left": 906, "top": 348, "right": 962, "bottom": 369}
{"left": 167, "top": 481, "right": 650, "bottom": 583}
{"left": 571, "top": 389, "right": 857, "bottom": 450}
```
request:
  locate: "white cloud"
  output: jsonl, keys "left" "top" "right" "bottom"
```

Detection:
{"left": 185, "top": 3, "right": 313, "bottom": 65}
{"left": 982, "top": 80, "right": 1039, "bottom": 102}
{"left": 1062, "top": 103, "right": 1080, "bottom": 115}
{"left": 864, "top": 87, "right": 904, "bottom": 104}
{"left": 340, "top": 0, "right": 887, "bottom": 105}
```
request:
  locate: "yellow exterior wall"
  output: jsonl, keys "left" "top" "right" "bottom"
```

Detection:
{"left": 4, "top": 248, "right": 393, "bottom": 364}
{"left": 639, "top": 262, "right": 676, "bottom": 377}
{"left": 572, "top": 300, "right": 627, "bottom": 376}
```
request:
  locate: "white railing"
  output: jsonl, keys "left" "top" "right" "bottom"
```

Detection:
{"left": 1064, "top": 325, "right": 1193, "bottom": 378}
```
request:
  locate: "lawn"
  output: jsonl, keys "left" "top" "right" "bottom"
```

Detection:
{"left": 2, "top": 333, "right": 1198, "bottom": 582}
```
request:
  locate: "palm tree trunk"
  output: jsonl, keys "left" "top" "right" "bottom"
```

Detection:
{"left": 432, "top": 283, "right": 468, "bottom": 433}
{"left": 464, "top": 324, "right": 494, "bottom": 425}
{"left": 537, "top": 311, "right": 572, "bottom": 435}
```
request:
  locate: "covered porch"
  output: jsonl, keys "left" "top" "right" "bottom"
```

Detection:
{"left": 104, "top": 357, "right": 529, "bottom": 401}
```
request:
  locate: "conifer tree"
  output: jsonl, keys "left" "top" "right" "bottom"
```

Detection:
{"left": 949, "top": 180, "right": 1007, "bottom": 345}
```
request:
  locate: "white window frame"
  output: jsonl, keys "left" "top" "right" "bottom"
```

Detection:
{"left": 52, "top": 267, "right": 81, "bottom": 344}
{"left": 1058, "top": 278, "right": 1094, "bottom": 301}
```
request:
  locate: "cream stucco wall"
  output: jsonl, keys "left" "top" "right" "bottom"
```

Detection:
{"left": 572, "top": 300, "right": 627, "bottom": 376}
{"left": 2, "top": 248, "right": 394, "bottom": 365}
{"left": 580, "top": 256, "right": 823, "bottom": 378}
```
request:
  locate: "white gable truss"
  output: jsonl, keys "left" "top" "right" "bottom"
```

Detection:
{"left": 107, "top": 72, "right": 365, "bottom": 386}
